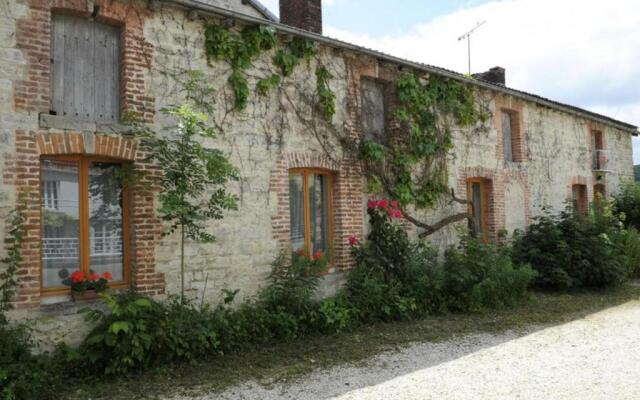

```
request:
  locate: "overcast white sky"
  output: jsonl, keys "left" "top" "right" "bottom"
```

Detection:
{"left": 263, "top": 0, "right": 640, "bottom": 163}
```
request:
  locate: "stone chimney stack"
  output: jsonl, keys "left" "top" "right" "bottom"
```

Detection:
{"left": 472, "top": 66, "right": 506, "bottom": 85}
{"left": 279, "top": 0, "right": 322, "bottom": 34}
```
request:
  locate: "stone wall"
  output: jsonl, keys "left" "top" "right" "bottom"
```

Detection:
{"left": 0, "top": 0, "right": 634, "bottom": 346}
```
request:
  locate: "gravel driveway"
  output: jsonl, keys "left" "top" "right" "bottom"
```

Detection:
{"left": 173, "top": 299, "right": 640, "bottom": 400}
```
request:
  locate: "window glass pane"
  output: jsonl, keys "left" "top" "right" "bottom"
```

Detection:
{"left": 502, "top": 112, "right": 513, "bottom": 161}
{"left": 309, "top": 174, "right": 330, "bottom": 254}
{"left": 289, "top": 174, "right": 305, "bottom": 252}
{"left": 89, "top": 162, "right": 125, "bottom": 281}
{"left": 41, "top": 160, "right": 80, "bottom": 288}
{"left": 471, "top": 182, "right": 483, "bottom": 235}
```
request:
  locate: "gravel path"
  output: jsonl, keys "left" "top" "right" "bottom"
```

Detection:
{"left": 173, "top": 299, "right": 640, "bottom": 400}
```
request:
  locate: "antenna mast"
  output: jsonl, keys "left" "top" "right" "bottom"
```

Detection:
{"left": 458, "top": 21, "right": 486, "bottom": 75}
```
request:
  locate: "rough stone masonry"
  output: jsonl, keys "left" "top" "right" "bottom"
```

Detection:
{"left": 0, "top": 0, "right": 635, "bottom": 346}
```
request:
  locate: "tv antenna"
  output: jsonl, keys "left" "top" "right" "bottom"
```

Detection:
{"left": 458, "top": 21, "right": 486, "bottom": 75}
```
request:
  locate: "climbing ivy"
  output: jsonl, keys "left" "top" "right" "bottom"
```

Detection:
{"left": 315, "top": 65, "right": 336, "bottom": 121}
{"left": 204, "top": 23, "right": 317, "bottom": 109}
{"left": 0, "top": 200, "right": 26, "bottom": 323}
{"left": 361, "top": 72, "right": 487, "bottom": 211}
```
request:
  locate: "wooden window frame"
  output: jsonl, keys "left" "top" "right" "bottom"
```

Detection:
{"left": 467, "top": 178, "right": 490, "bottom": 239}
{"left": 289, "top": 168, "right": 334, "bottom": 258}
{"left": 40, "top": 155, "right": 131, "bottom": 295}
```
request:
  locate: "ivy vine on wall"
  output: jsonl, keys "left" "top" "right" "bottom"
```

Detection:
{"left": 360, "top": 72, "right": 488, "bottom": 236}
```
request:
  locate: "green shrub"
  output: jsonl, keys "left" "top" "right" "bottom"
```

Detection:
{"left": 0, "top": 324, "right": 63, "bottom": 400}
{"left": 614, "top": 182, "right": 640, "bottom": 229}
{"left": 513, "top": 207, "right": 627, "bottom": 289}
{"left": 443, "top": 235, "right": 536, "bottom": 312}
{"left": 617, "top": 227, "right": 640, "bottom": 277}
{"left": 316, "top": 296, "right": 353, "bottom": 333}
{"left": 80, "top": 293, "right": 222, "bottom": 376}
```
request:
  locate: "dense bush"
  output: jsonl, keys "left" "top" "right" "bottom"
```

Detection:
{"left": 346, "top": 200, "right": 534, "bottom": 319}
{"left": 0, "top": 324, "right": 63, "bottom": 400}
{"left": 617, "top": 227, "right": 640, "bottom": 277}
{"left": 613, "top": 182, "right": 640, "bottom": 229}
{"left": 443, "top": 235, "right": 536, "bottom": 312}
{"left": 513, "top": 207, "right": 628, "bottom": 289}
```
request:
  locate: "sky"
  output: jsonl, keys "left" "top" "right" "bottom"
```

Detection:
{"left": 260, "top": 0, "right": 640, "bottom": 163}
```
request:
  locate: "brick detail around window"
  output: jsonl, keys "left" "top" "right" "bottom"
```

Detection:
{"left": 495, "top": 95, "right": 526, "bottom": 163}
{"left": 270, "top": 153, "right": 363, "bottom": 272}
{"left": 14, "top": 0, "right": 155, "bottom": 122}
{"left": 3, "top": 131, "right": 164, "bottom": 309}
{"left": 568, "top": 176, "right": 593, "bottom": 212}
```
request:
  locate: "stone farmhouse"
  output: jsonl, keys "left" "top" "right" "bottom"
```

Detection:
{"left": 0, "top": 0, "right": 636, "bottom": 343}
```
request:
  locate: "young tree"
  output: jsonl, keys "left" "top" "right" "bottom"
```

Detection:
{"left": 133, "top": 105, "right": 239, "bottom": 302}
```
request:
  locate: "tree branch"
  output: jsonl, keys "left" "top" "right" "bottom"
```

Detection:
{"left": 402, "top": 211, "right": 471, "bottom": 238}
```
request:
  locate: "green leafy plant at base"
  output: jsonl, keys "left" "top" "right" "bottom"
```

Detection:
{"left": 613, "top": 181, "right": 640, "bottom": 229}
{"left": 443, "top": 234, "right": 536, "bottom": 312}
{"left": 513, "top": 205, "right": 628, "bottom": 289}
{"left": 132, "top": 104, "right": 239, "bottom": 302}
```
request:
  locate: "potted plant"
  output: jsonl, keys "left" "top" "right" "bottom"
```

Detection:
{"left": 66, "top": 271, "right": 112, "bottom": 301}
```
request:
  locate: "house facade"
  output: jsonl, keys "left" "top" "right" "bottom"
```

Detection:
{"left": 0, "top": 0, "right": 636, "bottom": 345}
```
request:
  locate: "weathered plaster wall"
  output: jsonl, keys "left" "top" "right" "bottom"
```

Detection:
{"left": 0, "top": 0, "right": 634, "bottom": 346}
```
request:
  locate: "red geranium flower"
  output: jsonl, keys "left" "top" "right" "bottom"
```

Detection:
{"left": 313, "top": 250, "right": 323, "bottom": 261}
{"left": 102, "top": 272, "right": 112, "bottom": 280}
{"left": 89, "top": 273, "right": 100, "bottom": 281}
{"left": 70, "top": 271, "right": 85, "bottom": 284}
{"left": 348, "top": 235, "right": 359, "bottom": 246}
{"left": 367, "top": 200, "right": 378, "bottom": 210}
{"left": 378, "top": 199, "right": 389, "bottom": 209}
{"left": 390, "top": 200, "right": 399, "bottom": 209}
{"left": 482, "top": 238, "right": 489, "bottom": 245}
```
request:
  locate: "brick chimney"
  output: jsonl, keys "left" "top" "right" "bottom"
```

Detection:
{"left": 472, "top": 66, "right": 506, "bottom": 86}
{"left": 280, "top": 0, "right": 322, "bottom": 34}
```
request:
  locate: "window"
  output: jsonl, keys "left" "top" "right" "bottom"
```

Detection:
{"left": 501, "top": 111, "right": 514, "bottom": 161}
{"left": 50, "top": 14, "right": 120, "bottom": 122}
{"left": 41, "top": 157, "right": 129, "bottom": 291}
{"left": 571, "top": 184, "right": 588, "bottom": 215}
{"left": 591, "top": 130, "right": 605, "bottom": 170}
{"left": 361, "top": 78, "right": 388, "bottom": 144}
{"left": 289, "top": 169, "right": 333, "bottom": 255}
{"left": 467, "top": 178, "right": 490, "bottom": 238}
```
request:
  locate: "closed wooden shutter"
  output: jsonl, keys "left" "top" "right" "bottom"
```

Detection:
{"left": 51, "top": 14, "right": 120, "bottom": 123}
{"left": 502, "top": 111, "right": 513, "bottom": 162}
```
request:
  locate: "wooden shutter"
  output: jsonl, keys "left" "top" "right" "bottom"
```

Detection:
{"left": 502, "top": 111, "right": 513, "bottom": 162}
{"left": 51, "top": 14, "right": 120, "bottom": 123}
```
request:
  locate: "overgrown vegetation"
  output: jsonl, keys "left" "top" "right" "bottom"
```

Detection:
{"left": 513, "top": 205, "right": 628, "bottom": 290}
{"left": 614, "top": 181, "right": 640, "bottom": 229}
{"left": 0, "top": 203, "right": 65, "bottom": 400}
{"left": 204, "top": 23, "right": 316, "bottom": 110}
{"left": 359, "top": 73, "right": 488, "bottom": 237}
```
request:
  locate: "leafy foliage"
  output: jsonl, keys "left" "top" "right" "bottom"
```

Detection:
{"left": 204, "top": 24, "right": 278, "bottom": 109}
{"left": 513, "top": 206, "right": 628, "bottom": 289}
{"left": 133, "top": 104, "right": 239, "bottom": 301}
{"left": 316, "top": 65, "right": 336, "bottom": 121}
{"left": 0, "top": 203, "right": 25, "bottom": 322}
{"left": 443, "top": 235, "right": 536, "bottom": 312}
{"left": 273, "top": 37, "right": 316, "bottom": 77}
{"left": 613, "top": 181, "right": 640, "bottom": 229}
{"left": 360, "top": 72, "right": 486, "bottom": 210}
{"left": 204, "top": 23, "right": 318, "bottom": 109}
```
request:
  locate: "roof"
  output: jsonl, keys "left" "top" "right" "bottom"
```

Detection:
{"left": 170, "top": 0, "right": 638, "bottom": 134}
{"left": 242, "top": 0, "right": 279, "bottom": 22}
